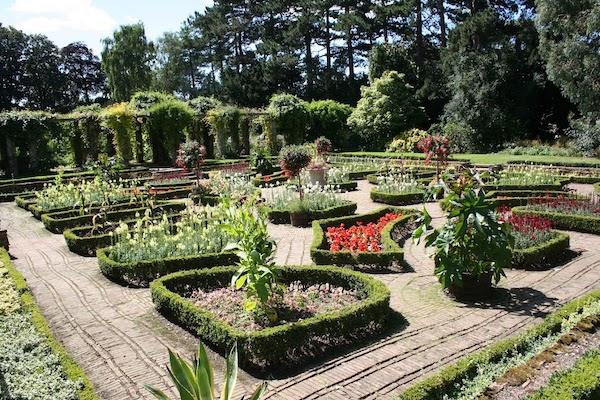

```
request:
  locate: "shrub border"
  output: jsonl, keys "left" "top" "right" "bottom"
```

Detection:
{"left": 483, "top": 182, "right": 566, "bottom": 192}
{"left": 0, "top": 249, "right": 98, "bottom": 400}
{"left": 266, "top": 201, "right": 357, "bottom": 225}
{"left": 512, "top": 207, "right": 600, "bottom": 235}
{"left": 396, "top": 289, "right": 600, "bottom": 400}
{"left": 511, "top": 230, "right": 570, "bottom": 269}
{"left": 370, "top": 189, "right": 425, "bottom": 206}
{"left": 150, "top": 265, "right": 392, "bottom": 371}
{"left": 96, "top": 247, "right": 238, "bottom": 287}
{"left": 311, "top": 207, "right": 417, "bottom": 266}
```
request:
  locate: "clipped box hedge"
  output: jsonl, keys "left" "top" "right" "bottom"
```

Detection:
{"left": 483, "top": 181, "right": 566, "bottom": 192}
{"left": 370, "top": 189, "right": 425, "bottom": 206}
{"left": 15, "top": 194, "right": 37, "bottom": 210}
{"left": 41, "top": 202, "right": 187, "bottom": 233}
{"left": 512, "top": 207, "right": 600, "bottom": 235}
{"left": 397, "top": 289, "right": 600, "bottom": 400}
{"left": 97, "top": 248, "right": 238, "bottom": 287}
{"left": 150, "top": 265, "right": 392, "bottom": 372}
{"left": 330, "top": 180, "right": 358, "bottom": 192}
{"left": 0, "top": 249, "right": 98, "bottom": 400}
{"left": 311, "top": 207, "right": 417, "bottom": 267}
{"left": 511, "top": 231, "right": 570, "bottom": 269}
{"left": 266, "top": 201, "right": 357, "bottom": 225}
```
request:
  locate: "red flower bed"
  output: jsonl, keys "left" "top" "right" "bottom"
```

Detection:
{"left": 498, "top": 206, "right": 555, "bottom": 248}
{"left": 528, "top": 194, "right": 600, "bottom": 215}
{"left": 326, "top": 212, "right": 402, "bottom": 253}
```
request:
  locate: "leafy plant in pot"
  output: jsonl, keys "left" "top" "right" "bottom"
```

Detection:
{"left": 413, "top": 189, "right": 513, "bottom": 299}
{"left": 308, "top": 136, "right": 332, "bottom": 186}
{"left": 279, "top": 145, "right": 312, "bottom": 225}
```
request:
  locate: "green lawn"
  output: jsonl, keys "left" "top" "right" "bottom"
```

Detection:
{"left": 340, "top": 151, "right": 600, "bottom": 167}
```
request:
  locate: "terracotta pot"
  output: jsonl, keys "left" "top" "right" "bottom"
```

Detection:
{"left": 447, "top": 271, "right": 493, "bottom": 299}
{"left": 308, "top": 167, "right": 328, "bottom": 186}
{"left": 289, "top": 211, "right": 312, "bottom": 228}
{"left": 0, "top": 230, "right": 9, "bottom": 251}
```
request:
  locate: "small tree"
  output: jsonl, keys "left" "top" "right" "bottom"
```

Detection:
{"left": 176, "top": 140, "right": 206, "bottom": 186}
{"left": 279, "top": 145, "right": 312, "bottom": 200}
{"left": 417, "top": 135, "right": 451, "bottom": 183}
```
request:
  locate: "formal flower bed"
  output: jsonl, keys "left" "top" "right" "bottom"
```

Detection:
{"left": 498, "top": 207, "right": 570, "bottom": 268}
{"left": 0, "top": 250, "right": 97, "bottom": 400}
{"left": 265, "top": 184, "right": 356, "bottom": 225}
{"left": 97, "top": 203, "right": 240, "bottom": 286}
{"left": 325, "top": 166, "right": 358, "bottom": 192}
{"left": 370, "top": 173, "right": 425, "bottom": 205}
{"left": 199, "top": 171, "right": 259, "bottom": 203}
{"left": 398, "top": 290, "right": 600, "bottom": 400}
{"left": 311, "top": 207, "right": 416, "bottom": 267}
{"left": 486, "top": 166, "right": 565, "bottom": 191}
{"left": 150, "top": 265, "right": 391, "bottom": 372}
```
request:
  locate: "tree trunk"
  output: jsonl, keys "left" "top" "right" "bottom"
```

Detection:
{"left": 437, "top": 0, "right": 447, "bottom": 47}
{"left": 382, "top": 0, "right": 389, "bottom": 43}
{"left": 305, "top": 34, "right": 314, "bottom": 98}
{"left": 346, "top": 5, "right": 355, "bottom": 82}
{"left": 5, "top": 136, "right": 17, "bottom": 177}
{"left": 135, "top": 119, "right": 144, "bottom": 164}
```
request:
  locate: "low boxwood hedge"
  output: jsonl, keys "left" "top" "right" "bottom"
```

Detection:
{"left": 594, "top": 182, "right": 600, "bottom": 194}
{"left": 396, "top": 289, "right": 600, "bottom": 400}
{"left": 311, "top": 207, "right": 417, "bottom": 267}
{"left": 347, "top": 169, "right": 379, "bottom": 180}
{"left": 97, "top": 248, "right": 238, "bottom": 287}
{"left": 370, "top": 189, "right": 425, "bottom": 206}
{"left": 266, "top": 201, "right": 357, "bottom": 225}
{"left": 150, "top": 265, "right": 391, "bottom": 372}
{"left": 526, "top": 348, "right": 600, "bottom": 400}
{"left": 0, "top": 249, "right": 98, "bottom": 400}
{"left": 253, "top": 172, "right": 288, "bottom": 187}
{"left": 483, "top": 182, "right": 566, "bottom": 192}
{"left": 329, "top": 180, "right": 358, "bottom": 192}
{"left": 512, "top": 207, "right": 600, "bottom": 235}
{"left": 511, "top": 231, "right": 570, "bottom": 269}
{"left": 41, "top": 202, "right": 186, "bottom": 233}
{"left": 15, "top": 194, "right": 37, "bottom": 210}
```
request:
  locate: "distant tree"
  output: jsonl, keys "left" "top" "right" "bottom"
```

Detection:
{"left": 60, "top": 42, "right": 107, "bottom": 107}
{"left": 101, "top": 23, "right": 155, "bottom": 101}
{"left": 0, "top": 24, "right": 27, "bottom": 110}
{"left": 153, "top": 32, "right": 193, "bottom": 96}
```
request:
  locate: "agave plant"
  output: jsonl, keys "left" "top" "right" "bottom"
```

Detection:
{"left": 146, "top": 342, "right": 267, "bottom": 400}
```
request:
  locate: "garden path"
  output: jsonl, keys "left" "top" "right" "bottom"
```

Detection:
{"left": 2, "top": 181, "right": 600, "bottom": 400}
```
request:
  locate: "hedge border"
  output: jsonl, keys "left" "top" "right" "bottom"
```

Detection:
{"left": 311, "top": 207, "right": 417, "bottom": 266}
{"left": 150, "top": 265, "right": 392, "bottom": 372}
{"left": 329, "top": 181, "right": 358, "bottom": 192}
{"left": 396, "top": 289, "right": 600, "bottom": 400}
{"left": 41, "top": 202, "right": 186, "bottom": 234}
{"left": 15, "top": 194, "right": 37, "bottom": 210}
{"left": 483, "top": 182, "right": 566, "bottom": 192}
{"left": 512, "top": 207, "right": 600, "bottom": 235}
{"left": 96, "top": 247, "right": 238, "bottom": 287}
{"left": 511, "top": 231, "right": 570, "bottom": 269}
{"left": 0, "top": 249, "right": 98, "bottom": 400}
{"left": 370, "top": 189, "right": 425, "bottom": 206}
{"left": 266, "top": 201, "right": 357, "bottom": 225}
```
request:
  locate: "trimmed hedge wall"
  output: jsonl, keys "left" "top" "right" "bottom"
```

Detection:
{"left": 41, "top": 202, "right": 186, "bottom": 233}
{"left": 97, "top": 248, "right": 238, "bottom": 287}
{"left": 396, "top": 289, "right": 600, "bottom": 400}
{"left": 526, "top": 348, "right": 600, "bottom": 400}
{"left": 311, "top": 207, "right": 417, "bottom": 267}
{"left": 15, "top": 194, "right": 37, "bottom": 210}
{"left": 511, "top": 231, "right": 570, "bottom": 269}
{"left": 483, "top": 182, "right": 566, "bottom": 192}
{"left": 370, "top": 189, "right": 425, "bottom": 206}
{"left": 0, "top": 250, "right": 98, "bottom": 400}
{"left": 512, "top": 207, "right": 600, "bottom": 235}
{"left": 150, "top": 265, "right": 392, "bottom": 372}
{"left": 330, "top": 181, "right": 358, "bottom": 192}
{"left": 347, "top": 169, "right": 379, "bottom": 180}
{"left": 266, "top": 201, "right": 357, "bottom": 225}
{"left": 253, "top": 172, "right": 288, "bottom": 187}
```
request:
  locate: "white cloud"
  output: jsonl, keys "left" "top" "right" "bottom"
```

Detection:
{"left": 10, "top": 0, "right": 116, "bottom": 34}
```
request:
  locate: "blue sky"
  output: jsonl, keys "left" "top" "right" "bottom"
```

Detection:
{"left": 1, "top": 0, "right": 213, "bottom": 54}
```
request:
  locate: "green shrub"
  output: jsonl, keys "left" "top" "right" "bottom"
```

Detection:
{"left": 150, "top": 265, "right": 392, "bottom": 371}
{"left": 266, "top": 201, "right": 357, "bottom": 225}
{"left": 386, "top": 129, "right": 429, "bottom": 153}
{"left": 511, "top": 231, "right": 570, "bottom": 269}
{"left": 370, "top": 189, "right": 424, "bottom": 206}
{"left": 311, "top": 207, "right": 416, "bottom": 266}
{"left": 306, "top": 100, "right": 354, "bottom": 150}
{"left": 267, "top": 93, "right": 309, "bottom": 145}
{"left": 100, "top": 102, "right": 134, "bottom": 165}
{"left": 146, "top": 98, "right": 195, "bottom": 164}
{"left": 206, "top": 106, "right": 242, "bottom": 158}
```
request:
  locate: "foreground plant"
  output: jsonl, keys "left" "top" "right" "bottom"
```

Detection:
{"left": 146, "top": 342, "right": 267, "bottom": 400}
{"left": 413, "top": 189, "right": 513, "bottom": 292}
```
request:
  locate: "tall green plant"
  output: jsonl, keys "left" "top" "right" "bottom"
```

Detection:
{"left": 100, "top": 103, "right": 134, "bottom": 166}
{"left": 267, "top": 94, "right": 309, "bottom": 146}
{"left": 206, "top": 106, "right": 242, "bottom": 158}
{"left": 146, "top": 342, "right": 267, "bottom": 400}
{"left": 146, "top": 99, "right": 194, "bottom": 164}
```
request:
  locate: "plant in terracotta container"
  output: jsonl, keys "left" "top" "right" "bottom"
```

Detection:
{"left": 413, "top": 189, "right": 512, "bottom": 299}
{"left": 279, "top": 145, "right": 313, "bottom": 225}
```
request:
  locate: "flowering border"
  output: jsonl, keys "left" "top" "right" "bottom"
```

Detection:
{"left": 311, "top": 207, "right": 417, "bottom": 267}
{"left": 266, "top": 201, "right": 357, "bottom": 225}
{"left": 150, "top": 265, "right": 392, "bottom": 372}
{"left": 512, "top": 230, "right": 570, "bottom": 269}
{"left": 512, "top": 206, "right": 600, "bottom": 234}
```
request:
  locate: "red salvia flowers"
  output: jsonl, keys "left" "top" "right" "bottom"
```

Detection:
{"left": 326, "top": 212, "right": 402, "bottom": 253}
{"left": 498, "top": 206, "right": 553, "bottom": 245}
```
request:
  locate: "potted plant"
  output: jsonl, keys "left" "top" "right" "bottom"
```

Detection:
{"left": 308, "top": 136, "right": 332, "bottom": 186}
{"left": 288, "top": 199, "right": 312, "bottom": 227}
{"left": 413, "top": 189, "right": 513, "bottom": 299}
{"left": 279, "top": 145, "right": 312, "bottom": 225}
{"left": 175, "top": 140, "right": 206, "bottom": 187}
{"left": 417, "top": 134, "right": 450, "bottom": 184}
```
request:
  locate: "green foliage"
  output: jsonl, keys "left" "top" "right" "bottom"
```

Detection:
{"left": 266, "top": 201, "right": 357, "bottom": 225}
{"left": 511, "top": 231, "right": 570, "bottom": 269}
{"left": 569, "top": 116, "right": 600, "bottom": 156}
{"left": 146, "top": 98, "right": 194, "bottom": 164}
{"left": 206, "top": 106, "right": 242, "bottom": 158}
{"left": 72, "top": 104, "right": 103, "bottom": 162}
{"left": 101, "top": 102, "right": 135, "bottom": 165}
{"left": 101, "top": 23, "right": 155, "bottom": 101}
{"left": 311, "top": 208, "right": 416, "bottom": 266}
{"left": 146, "top": 342, "right": 267, "bottom": 400}
{"left": 370, "top": 190, "right": 424, "bottom": 206}
{"left": 130, "top": 91, "right": 175, "bottom": 113}
{"left": 250, "top": 146, "right": 275, "bottom": 175}
{"left": 413, "top": 190, "right": 513, "bottom": 288}
{"left": 306, "top": 100, "right": 354, "bottom": 150}
{"left": 150, "top": 265, "right": 391, "bottom": 371}
{"left": 386, "top": 129, "right": 429, "bottom": 153}
{"left": 348, "top": 71, "right": 424, "bottom": 150}
{"left": 368, "top": 43, "right": 417, "bottom": 84}
{"left": 267, "top": 94, "right": 309, "bottom": 145}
